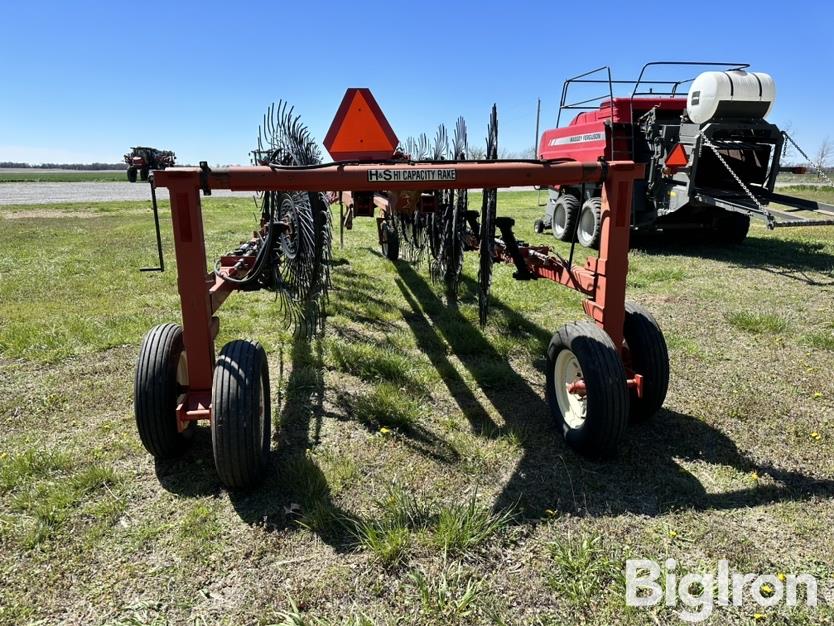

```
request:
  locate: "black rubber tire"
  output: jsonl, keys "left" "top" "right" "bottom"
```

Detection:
{"left": 140, "top": 167, "right": 150, "bottom": 182}
{"left": 713, "top": 210, "right": 750, "bottom": 245}
{"left": 533, "top": 218, "right": 545, "bottom": 234}
{"left": 623, "top": 302, "right": 670, "bottom": 422}
{"left": 381, "top": 222, "right": 399, "bottom": 261}
{"left": 545, "top": 321, "right": 628, "bottom": 457}
{"left": 552, "top": 194, "right": 580, "bottom": 242}
{"left": 134, "top": 323, "right": 193, "bottom": 458}
{"left": 577, "top": 197, "right": 602, "bottom": 248}
{"left": 211, "top": 340, "right": 271, "bottom": 489}
{"left": 127, "top": 167, "right": 137, "bottom": 183}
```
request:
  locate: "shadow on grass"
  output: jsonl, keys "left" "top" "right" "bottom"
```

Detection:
{"left": 632, "top": 231, "right": 834, "bottom": 286}
{"left": 154, "top": 427, "right": 221, "bottom": 498}
{"left": 155, "top": 252, "right": 834, "bottom": 531}
{"left": 156, "top": 327, "right": 355, "bottom": 550}
{"left": 225, "top": 334, "right": 355, "bottom": 550}
{"left": 392, "top": 260, "right": 834, "bottom": 519}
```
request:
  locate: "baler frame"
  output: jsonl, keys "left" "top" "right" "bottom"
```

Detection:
{"left": 538, "top": 61, "right": 834, "bottom": 247}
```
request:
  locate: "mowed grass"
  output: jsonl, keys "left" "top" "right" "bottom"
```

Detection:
{"left": 1, "top": 189, "right": 834, "bottom": 624}
{"left": 0, "top": 170, "right": 127, "bottom": 183}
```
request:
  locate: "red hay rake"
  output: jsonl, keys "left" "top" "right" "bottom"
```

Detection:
{"left": 135, "top": 88, "right": 666, "bottom": 489}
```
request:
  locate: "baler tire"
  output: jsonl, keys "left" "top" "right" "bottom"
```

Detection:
{"left": 127, "top": 167, "right": 138, "bottom": 183}
{"left": 381, "top": 222, "right": 399, "bottom": 261}
{"left": 546, "top": 321, "right": 628, "bottom": 458}
{"left": 552, "top": 195, "right": 580, "bottom": 242}
{"left": 534, "top": 219, "right": 545, "bottom": 234}
{"left": 211, "top": 340, "right": 271, "bottom": 489}
{"left": 713, "top": 211, "right": 750, "bottom": 245}
{"left": 140, "top": 168, "right": 150, "bottom": 182}
{"left": 577, "top": 197, "right": 602, "bottom": 248}
{"left": 623, "top": 302, "right": 670, "bottom": 422}
{"left": 134, "top": 323, "right": 193, "bottom": 459}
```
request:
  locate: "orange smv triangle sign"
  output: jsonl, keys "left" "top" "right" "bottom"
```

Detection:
{"left": 323, "top": 88, "right": 399, "bottom": 161}
{"left": 665, "top": 143, "right": 689, "bottom": 168}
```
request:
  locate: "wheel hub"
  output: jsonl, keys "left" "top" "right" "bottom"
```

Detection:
{"left": 554, "top": 203, "right": 567, "bottom": 236}
{"left": 554, "top": 349, "right": 587, "bottom": 429}
{"left": 578, "top": 206, "right": 596, "bottom": 245}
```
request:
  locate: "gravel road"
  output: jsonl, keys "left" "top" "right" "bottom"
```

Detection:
{"left": 0, "top": 179, "right": 826, "bottom": 207}
{"left": 0, "top": 182, "right": 542, "bottom": 206}
{"left": 0, "top": 182, "right": 253, "bottom": 206}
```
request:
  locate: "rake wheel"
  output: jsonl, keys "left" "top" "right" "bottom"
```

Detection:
{"left": 429, "top": 120, "right": 468, "bottom": 295}
{"left": 478, "top": 105, "right": 498, "bottom": 327}
{"left": 229, "top": 100, "right": 334, "bottom": 333}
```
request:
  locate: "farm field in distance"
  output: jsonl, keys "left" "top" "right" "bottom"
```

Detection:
{"left": 0, "top": 189, "right": 833, "bottom": 625}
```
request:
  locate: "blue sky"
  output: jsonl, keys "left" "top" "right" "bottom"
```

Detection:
{"left": 1, "top": 1, "right": 831, "bottom": 165}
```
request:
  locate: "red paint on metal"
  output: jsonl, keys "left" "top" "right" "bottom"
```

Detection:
{"left": 567, "top": 380, "right": 587, "bottom": 395}
{"left": 592, "top": 163, "right": 637, "bottom": 349}
{"left": 488, "top": 161, "right": 643, "bottom": 353}
{"left": 538, "top": 97, "right": 686, "bottom": 162}
{"left": 323, "top": 88, "right": 399, "bottom": 160}
{"left": 155, "top": 161, "right": 606, "bottom": 193}
{"left": 165, "top": 178, "right": 216, "bottom": 419}
{"left": 176, "top": 390, "right": 211, "bottom": 424}
{"left": 174, "top": 192, "right": 193, "bottom": 242}
{"left": 627, "top": 373, "right": 644, "bottom": 398}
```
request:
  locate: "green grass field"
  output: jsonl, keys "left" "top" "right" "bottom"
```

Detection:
{"left": 0, "top": 170, "right": 127, "bottom": 183}
{"left": 1, "top": 190, "right": 833, "bottom": 625}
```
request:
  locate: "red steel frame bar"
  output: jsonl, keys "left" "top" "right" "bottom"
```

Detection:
{"left": 154, "top": 160, "right": 643, "bottom": 425}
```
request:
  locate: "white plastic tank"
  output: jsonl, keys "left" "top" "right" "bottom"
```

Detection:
{"left": 686, "top": 70, "right": 776, "bottom": 124}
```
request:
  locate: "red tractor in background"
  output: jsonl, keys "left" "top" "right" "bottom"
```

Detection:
{"left": 124, "top": 146, "right": 176, "bottom": 182}
{"left": 534, "top": 61, "right": 834, "bottom": 247}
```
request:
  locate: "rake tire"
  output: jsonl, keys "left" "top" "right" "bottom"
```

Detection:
{"left": 211, "top": 339, "right": 271, "bottom": 489}
{"left": 546, "top": 321, "right": 628, "bottom": 458}
{"left": 134, "top": 323, "right": 193, "bottom": 459}
{"left": 623, "top": 302, "right": 669, "bottom": 422}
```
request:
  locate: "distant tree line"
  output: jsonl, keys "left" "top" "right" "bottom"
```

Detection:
{"left": 0, "top": 162, "right": 127, "bottom": 170}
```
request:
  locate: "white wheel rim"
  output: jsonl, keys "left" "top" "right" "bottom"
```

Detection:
{"left": 578, "top": 205, "right": 596, "bottom": 245}
{"left": 176, "top": 351, "right": 188, "bottom": 406}
{"left": 553, "top": 204, "right": 567, "bottom": 237}
{"left": 554, "top": 349, "right": 587, "bottom": 429}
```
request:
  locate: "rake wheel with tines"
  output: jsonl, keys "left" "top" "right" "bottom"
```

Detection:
{"left": 214, "top": 100, "right": 333, "bottom": 332}
{"left": 430, "top": 118, "right": 468, "bottom": 296}
{"left": 478, "top": 105, "right": 498, "bottom": 326}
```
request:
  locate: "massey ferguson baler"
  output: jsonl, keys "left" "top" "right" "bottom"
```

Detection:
{"left": 535, "top": 62, "right": 834, "bottom": 247}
